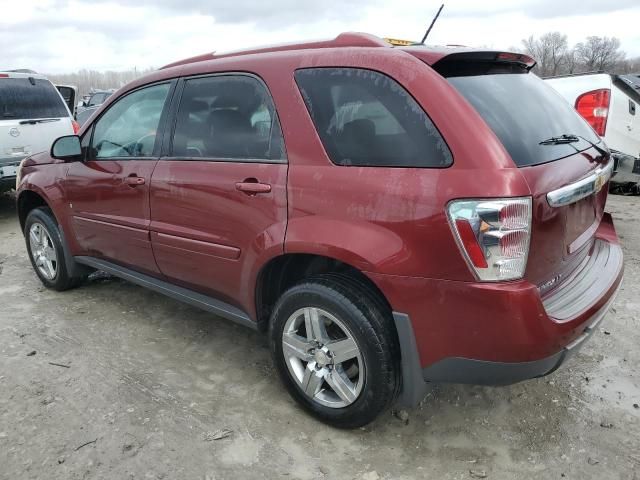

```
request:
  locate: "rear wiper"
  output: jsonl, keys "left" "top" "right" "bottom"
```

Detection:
{"left": 539, "top": 134, "right": 580, "bottom": 145}
{"left": 18, "top": 118, "right": 61, "bottom": 125}
{"left": 576, "top": 135, "right": 609, "bottom": 157}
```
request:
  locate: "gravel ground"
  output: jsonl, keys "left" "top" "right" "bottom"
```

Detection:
{"left": 0, "top": 192, "right": 638, "bottom": 480}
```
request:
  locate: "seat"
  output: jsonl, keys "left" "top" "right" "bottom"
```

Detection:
{"left": 204, "top": 109, "right": 254, "bottom": 158}
{"left": 172, "top": 99, "right": 210, "bottom": 157}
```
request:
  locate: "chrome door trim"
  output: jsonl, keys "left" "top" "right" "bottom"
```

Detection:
{"left": 546, "top": 159, "right": 614, "bottom": 207}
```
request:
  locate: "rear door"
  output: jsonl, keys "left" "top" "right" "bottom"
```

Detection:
{"left": 64, "top": 81, "right": 174, "bottom": 274}
{"left": 442, "top": 62, "right": 610, "bottom": 288}
{"left": 149, "top": 73, "right": 288, "bottom": 307}
{"left": 0, "top": 75, "right": 73, "bottom": 165}
{"left": 55, "top": 85, "right": 77, "bottom": 116}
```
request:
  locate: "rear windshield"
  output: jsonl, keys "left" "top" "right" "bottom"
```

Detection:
{"left": 446, "top": 73, "right": 602, "bottom": 167}
{"left": 0, "top": 77, "right": 68, "bottom": 120}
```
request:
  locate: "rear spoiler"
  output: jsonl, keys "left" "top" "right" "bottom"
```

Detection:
{"left": 404, "top": 48, "right": 536, "bottom": 76}
{"left": 431, "top": 51, "right": 536, "bottom": 76}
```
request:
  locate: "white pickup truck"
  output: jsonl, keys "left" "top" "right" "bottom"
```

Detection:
{"left": 545, "top": 72, "right": 640, "bottom": 193}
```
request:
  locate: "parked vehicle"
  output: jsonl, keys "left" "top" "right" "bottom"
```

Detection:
{"left": 75, "top": 89, "right": 114, "bottom": 126}
{"left": 545, "top": 72, "right": 640, "bottom": 193}
{"left": 0, "top": 71, "right": 79, "bottom": 193}
{"left": 16, "top": 34, "right": 623, "bottom": 427}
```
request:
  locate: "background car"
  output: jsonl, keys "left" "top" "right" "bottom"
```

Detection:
{"left": 0, "top": 70, "right": 78, "bottom": 193}
{"left": 75, "top": 89, "right": 114, "bottom": 126}
{"left": 546, "top": 72, "right": 640, "bottom": 193}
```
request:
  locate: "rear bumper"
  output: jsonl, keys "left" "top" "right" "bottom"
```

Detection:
{"left": 418, "top": 279, "right": 620, "bottom": 386}
{"left": 371, "top": 214, "right": 624, "bottom": 407}
{"left": 0, "top": 158, "right": 20, "bottom": 191}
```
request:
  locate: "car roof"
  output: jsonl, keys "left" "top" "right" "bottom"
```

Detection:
{"left": 105, "top": 32, "right": 530, "bottom": 106}
{"left": 160, "top": 32, "right": 510, "bottom": 70}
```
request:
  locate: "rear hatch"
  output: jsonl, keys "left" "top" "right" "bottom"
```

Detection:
{"left": 431, "top": 52, "right": 610, "bottom": 290}
{"left": 0, "top": 74, "right": 73, "bottom": 166}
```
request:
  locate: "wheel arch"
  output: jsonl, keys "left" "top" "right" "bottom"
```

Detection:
{"left": 254, "top": 253, "right": 393, "bottom": 333}
{"left": 17, "top": 189, "right": 51, "bottom": 231}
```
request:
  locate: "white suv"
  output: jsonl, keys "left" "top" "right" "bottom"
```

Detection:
{"left": 0, "top": 71, "right": 78, "bottom": 193}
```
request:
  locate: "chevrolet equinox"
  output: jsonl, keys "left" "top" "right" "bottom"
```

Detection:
{"left": 16, "top": 33, "right": 624, "bottom": 427}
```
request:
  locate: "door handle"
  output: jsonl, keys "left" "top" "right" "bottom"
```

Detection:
{"left": 125, "top": 176, "right": 145, "bottom": 187}
{"left": 235, "top": 179, "right": 271, "bottom": 195}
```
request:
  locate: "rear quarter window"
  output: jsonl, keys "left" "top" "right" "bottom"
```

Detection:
{"left": 295, "top": 68, "right": 452, "bottom": 168}
{"left": 0, "top": 77, "right": 68, "bottom": 119}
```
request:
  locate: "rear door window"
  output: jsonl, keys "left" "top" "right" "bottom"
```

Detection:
{"left": 446, "top": 73, "right": 602, "bottom": 167}
{"left": 170, "top": 75, "right": 285, "bottom": 161}
{"left": 0, "top": 77, "right": 68, "bottom": 119}
{"left": 295, "top": 68, "right": 452, "bottom": 167}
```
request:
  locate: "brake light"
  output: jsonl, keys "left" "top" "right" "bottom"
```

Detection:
{"left": 448, "top": 198, "right": 532, "bottom": 281}
{"left": 575, "top": 89, "right": 610, "bottom": 136}
{"left": 72, "top": 120, "right": 80, "bottom": 134}
{"left": 0, "top": 74, "right": 8, "bottom": 78}
{"left": 496, "top": 52, "right": 536, "bottom": 68}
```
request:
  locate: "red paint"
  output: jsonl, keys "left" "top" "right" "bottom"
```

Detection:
{"left": 63, "top": 159, "right": 160, "bottom": 275}
{"left": 17, "top": 35, "right": 623, "bottom": 374}
{"left": 149, "top": 160, "right": 287, "bottom": 312}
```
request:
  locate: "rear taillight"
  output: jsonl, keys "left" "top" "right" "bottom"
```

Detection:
{"left": 447, "top": 198, "right": 532, "bottom": 281}
{"left": 575, "top": 89, "right": 610, "bottom": 136}
{"left": 72, "top": 120, "right": 80, "bottom": 134}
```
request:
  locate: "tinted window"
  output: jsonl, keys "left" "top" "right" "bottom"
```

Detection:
{"left": 0, "top": 77, "right": 68, "bottom": 119}
{"left": 447, "top": 73, "right": 602, "bottom": 167}
{"left": 171, "top": 75, "right": 285, "bottom": 161}
{"left": 91, "top": 83, "right": 170, "bottom": 159}
{"left": 295, "top": 68, "right": 452, "bottom": 167}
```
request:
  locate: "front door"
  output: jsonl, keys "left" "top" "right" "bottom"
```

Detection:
{"left": 149, "top": 74, "right": 288, "bottom": 309}
{"left": 65, "top": 82, "right": 173, "bottom": 274}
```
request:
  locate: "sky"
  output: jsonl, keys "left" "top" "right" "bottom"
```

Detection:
{"left": 1, "top": 0, "right": 639, "bottom": 74}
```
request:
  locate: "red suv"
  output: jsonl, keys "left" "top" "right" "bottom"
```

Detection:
{"left": 16, "top": 33, "right": 623, "bottom": 427}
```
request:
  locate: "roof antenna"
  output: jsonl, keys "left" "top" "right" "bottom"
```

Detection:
{"left": 421, "top": 4, "right": 445, "bottom": 44}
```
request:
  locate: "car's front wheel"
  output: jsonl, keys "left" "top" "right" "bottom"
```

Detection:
{"left": 24, "top": 207, "right": 86, "bottom": 291}
{"left": 270, "top": 274, "right": 400, "bottom": 428}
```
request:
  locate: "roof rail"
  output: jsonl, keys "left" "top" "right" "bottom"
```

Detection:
{"left": 161, "top": 32, "right": 390, "bottom": 70}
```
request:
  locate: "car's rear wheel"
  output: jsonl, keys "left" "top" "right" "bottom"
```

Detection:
{"left": 270, "top": 274, "right": 399, "bottom": 428}
{"left": 24, "top": 207, "right": 86, "bottom": 291}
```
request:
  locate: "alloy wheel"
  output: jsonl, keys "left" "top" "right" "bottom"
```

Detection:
{"left": 28, "top": 223, "right": 58, "bottom": 280}
{"left": 282, "top": 307, "right": 364, "bottom": 408}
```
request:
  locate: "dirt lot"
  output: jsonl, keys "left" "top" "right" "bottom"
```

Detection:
{"left": 0, "top": 193, "right": 638, "bottom": 480}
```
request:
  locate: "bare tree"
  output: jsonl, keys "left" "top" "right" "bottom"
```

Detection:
{"left": 564, "top": 48, "right": 579, "bottom": 74}
{"left": 46, "top": 68, "right": 153, "bottom": 98}
{"left": 521, "top": 32, "right": 568, "bottom": 77}
{"left": 575, "top": 36, "right": 625, "bottom": 72}
{"left": 614, "top": 56, "right": 640, "bottom": 74}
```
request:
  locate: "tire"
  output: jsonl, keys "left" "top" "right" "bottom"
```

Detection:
{"left": 270, "top": 274, "right": 400, "bottom": 428}
{"left": 24, "top": 207, "right": 86, "bottom": 291}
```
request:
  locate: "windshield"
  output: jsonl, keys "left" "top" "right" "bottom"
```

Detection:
{"left": 0, "top": 77, "right": 69, "bottom": 120}
{"left": 447, "top": 73, "right": 602, "bottom": 167}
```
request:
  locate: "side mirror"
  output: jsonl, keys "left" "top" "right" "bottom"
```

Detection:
{"left": 51, "top": 135, "right": 82, "bottom": 162}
